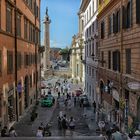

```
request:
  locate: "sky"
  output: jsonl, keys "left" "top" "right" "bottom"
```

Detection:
{"left": 40, "top": 0, "right": 81, "bottom": 48}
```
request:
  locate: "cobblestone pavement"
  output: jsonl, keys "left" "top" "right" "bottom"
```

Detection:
{"left": 13, "top": 77, "right": 98, "bottom": 137}
{"left": 14, "top": 103, "right": 56, "bottom": 137}
{"left": 50, "top": 96, "right": 98, "bottom": 137}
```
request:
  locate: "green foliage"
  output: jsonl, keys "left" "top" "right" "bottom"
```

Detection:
{"left": 59, "top": 48, "right": 69, "bottom": 55}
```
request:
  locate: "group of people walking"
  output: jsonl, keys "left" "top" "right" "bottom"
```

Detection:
{"left": 1, "top": 126, "right": 17, "bottom": 137}
{"left": 36, "top": 122, "right": 51, "bottom": 138}
{"left": 57, "top": 112, "right": 75, "bottom": 136}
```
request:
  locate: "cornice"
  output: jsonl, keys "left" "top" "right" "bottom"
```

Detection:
{"left": 79, "top": 0, "right": 91, "bottom": 12}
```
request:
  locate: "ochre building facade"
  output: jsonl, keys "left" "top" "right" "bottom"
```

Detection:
{"left": 97, "top": 0, "right": 140, "bottom": 130}
{"left": 0, "top": 0, "right": 40, "bottom": 128}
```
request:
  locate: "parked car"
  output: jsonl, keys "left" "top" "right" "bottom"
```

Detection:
{"left": 41, "top": 95, "right": 55, "bottom": 107}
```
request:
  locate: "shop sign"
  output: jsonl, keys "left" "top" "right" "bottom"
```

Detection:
{"left": 127, "top": 82, "right": 140, "bottom": 91}
{"left": 112, "top": 89, "right": 119, "bottom": 102}
{"left": 8, "top": 88, "right": 14, "bottom": 97}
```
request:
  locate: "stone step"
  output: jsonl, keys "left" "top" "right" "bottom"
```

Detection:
{"left": 0, "top": 136, "right": 105, "bottom": 140}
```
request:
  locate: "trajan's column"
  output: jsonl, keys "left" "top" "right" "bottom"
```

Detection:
{"left": 43, "top": 7, "right": 51, "bottom": 69}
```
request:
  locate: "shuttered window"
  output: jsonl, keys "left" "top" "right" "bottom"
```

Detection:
{"left": 17, "top": 12, "right": 21, "bottom": 37}
{"left": 6, "top": 3, "right": 12, "bottom": 33}
{"left": 108, "top": 15, "right": 113, "bottom": 35}
{"left": 30, "top": 75, "right": 32, "bottom": 88}
{"left": 24, "top": 18, "right": 28, "bottom": 39}
{"left": 17, "top": 52, "right": 22, "bottom": 70}
{"left": 122, "top": 1, "right": 132, "bottom": 28}
{"left": 113, "top": 51, "right": 120, "bottom": 72}
{"left": 7, "top": 51, "right": 13, "bottom": 74}
{"left": 126, "top": 2, "right": 131, "bottom": 28}
{"left": 126, "top": 49, "right": 131, "bottom": 74}
{"left": 101, "top": 51, "right": 104, "bottom": 67}
{"left": 122, "top": 6, "right": 127, "bottom": 29}
{"left": 136, "top": 0, "right": 140, "bottom": 24}
{"left": 108, "top": 51, "right": 111, "bottom": 69}
{"left": 101, "top": 21, "right": 105, "bottom": 39}
{"left": 113, "top": 13, "right": 117, "bottom": 33}
{"left": 116, "top": 10, "right": 120, "bottom": 33}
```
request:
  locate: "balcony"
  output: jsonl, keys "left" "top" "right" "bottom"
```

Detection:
{"left": 98, "top": 0, "right": 111, "bottom": 14}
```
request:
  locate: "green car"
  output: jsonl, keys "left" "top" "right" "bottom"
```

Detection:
{"left": 41, "top": 95, "right": 55, "bottom": 107}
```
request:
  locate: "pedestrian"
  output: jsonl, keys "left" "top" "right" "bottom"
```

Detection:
{"left": 57, "top": 115, "right": 62, "bottom": 130}
{"left": 66, "top": 93, "right": 69, "bottom": 99}
{"left": 128, "top": 132, "right": 136, "bottom": 140}
{"left": 68, "top": 99, "right": 72, "bottom": 110}
{"left": 69, "top": 116, "right": 75, "bottom": 130}
{"left": 61, "top": 86, "right": 63, "bottom": 93}
{"left": 93, "top": 101, "right": 96, "bottom": 113}
{"left": 9, "top": 127, "right": 17, "bottom": 137}
{"left": 80, "top": 98, "right": 84, "bottom": 107}
{"left": 58, "top": 91, "right": 60, "bottom": 98}
{"left": 74, "top": 96, "right": 76, "bottom": 107}
{"left": 1, "top": 126, "right": 9, "bottom": 137}
{"left": 36, "top": 127, "right": 43, "bottom": 137}
{"left": 64, "top": 99, "right": 68, "bottom": 109}
{"left": 69, "top": 116, "right": 75, "bottom": 136}
{"left": 111, "top": 126, "right": 123, "bottom": 140}
{"left": 39, "top": 122, "right": 45, "bottom": 136}
{"left": 61, "top": 114, "right": 68, "bottom": 136}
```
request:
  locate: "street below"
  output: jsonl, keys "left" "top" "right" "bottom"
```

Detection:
{"left": 14, "top": 76, "right": 98, "bottom": 137}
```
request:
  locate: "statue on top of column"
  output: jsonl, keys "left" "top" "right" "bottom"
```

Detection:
{"left": 46, "top": 7, "right": 48, "bottom": 16}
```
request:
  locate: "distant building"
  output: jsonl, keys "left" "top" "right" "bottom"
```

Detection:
{"left": 70, "top": 34, "right": 84, "bottom": 83}
{"left": 50, "top": 48, "right": 61, "bottom": 61}
{"left": 70, "top": 7, "right": 84, "bottom": 83}
{"left": 0, "top": 0, "right": 40, "bottom": 127}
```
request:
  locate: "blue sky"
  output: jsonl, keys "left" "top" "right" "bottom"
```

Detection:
{"left": 41, "top": 0, "right": 81, "bottom": 48}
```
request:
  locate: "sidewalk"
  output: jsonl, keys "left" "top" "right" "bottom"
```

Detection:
{"left": 83, "top": 107, "right": 98, "bottom": 135}
{"left": 14, "top": 103, "right": 57, "bottom": 137}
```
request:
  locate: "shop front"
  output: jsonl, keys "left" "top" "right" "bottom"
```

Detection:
{"left": 111, "top": 88, "right": 120, "bottom": 124}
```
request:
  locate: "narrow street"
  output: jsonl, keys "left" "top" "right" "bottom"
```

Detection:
{"left": 14, "top": 76, "right": 98, "bottom": 137}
